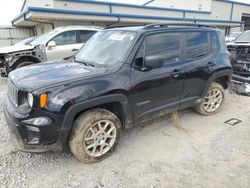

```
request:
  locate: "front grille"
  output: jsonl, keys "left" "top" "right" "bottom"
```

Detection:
{"left": 8, "top": 80, "right": 19, "bottom": 106}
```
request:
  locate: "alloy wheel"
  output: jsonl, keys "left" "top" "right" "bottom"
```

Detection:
{"left": 84, "top": 120, "right": 117, "bottom": 157}
{"left": 202, "top": 88, "right": 223, "bottom": 113}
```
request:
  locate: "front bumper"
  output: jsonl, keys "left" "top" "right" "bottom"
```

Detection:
{"left": 3, "top": 97, "right": 68, "bottom": 153}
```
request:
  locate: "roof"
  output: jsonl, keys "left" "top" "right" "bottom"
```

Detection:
{"left": 14, "top": 0, "right": 245, "bottom": 27}
{"left": 53, "top": 25, "right": 103, "bottom": 31}
{"left": 105, "top": 23, "right": 219, "bottom": 33}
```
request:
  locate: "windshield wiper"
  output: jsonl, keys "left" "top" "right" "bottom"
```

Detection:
{"left": 73, "top": 56, "right": 95, "bottom": 67}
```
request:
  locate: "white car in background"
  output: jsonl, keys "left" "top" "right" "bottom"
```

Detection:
{"left": 0, "top": 26, "right": 102, "bottom": 76}
{"left": 225, "top": 32, "right": 242, "bottom": 43}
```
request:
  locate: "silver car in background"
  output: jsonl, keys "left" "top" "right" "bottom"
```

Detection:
{"left": 225, "top": 32, "right": 242, "bottom": 43}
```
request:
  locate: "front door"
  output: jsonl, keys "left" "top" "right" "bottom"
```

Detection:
{"left": 129, "top": 32, "right": 185, "bottom": 122}
{"left": 46, "top": 30, "right": 82, "bottom": 61}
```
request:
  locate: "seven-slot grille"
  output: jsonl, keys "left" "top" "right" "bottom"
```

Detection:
{"left": 7, "top": 79, "right": 18, "bottom": 106}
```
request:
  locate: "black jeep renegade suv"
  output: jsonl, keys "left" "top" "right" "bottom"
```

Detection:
{"left": 3, "top": 24, "right": 232, "bottom": 162}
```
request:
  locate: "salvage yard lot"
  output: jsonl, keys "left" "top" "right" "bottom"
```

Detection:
{"left": 0, "top": 77, "right": 250, "bottom": 188}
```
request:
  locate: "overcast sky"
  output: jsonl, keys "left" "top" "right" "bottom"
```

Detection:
{"left": 0, "top": 0, "right": 249, "bottom": 26}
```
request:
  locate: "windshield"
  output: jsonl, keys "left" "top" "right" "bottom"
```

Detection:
{"left": 75, "top": 30, "right": 137, "bottom": 66}
{"left": 234, "top": 31, "right": 250, "bottom": 42}
{"left": 30, "top": 30, "right": 58, "bottom": 46}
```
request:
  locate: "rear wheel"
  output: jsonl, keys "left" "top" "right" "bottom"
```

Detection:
{"left": 195, "top": 82, "right": 225, "bottom": 116}
{"left": 69, "top": 108, "right": 122, "bottom": 163}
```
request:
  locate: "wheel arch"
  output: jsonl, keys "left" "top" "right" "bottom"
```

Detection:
{"left": 12, "top": 55, "right": 41, "bottom": 69}
{"left": 202, "top": 68, "right": 232, "bottom": 97}
{"left": 61, "top": 94, "right": 133, "bottom": 135}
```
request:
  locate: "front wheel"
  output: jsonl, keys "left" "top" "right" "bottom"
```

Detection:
{"left": 195, "top": 82, "right": 225, "bottom": 116}
{"left": 69, "top": 108, "right": 122, "bottom": 163}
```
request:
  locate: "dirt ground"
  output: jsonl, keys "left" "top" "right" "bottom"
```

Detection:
{"left": 0, "top": 77, "right": 250, "bottom": 188}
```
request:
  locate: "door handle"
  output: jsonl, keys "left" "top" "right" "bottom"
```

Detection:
{"left": 171, "top": 69, "right": 183, "bottom": 78}
{"left": 72, "top": 48, "right": 79, "bottom": 52}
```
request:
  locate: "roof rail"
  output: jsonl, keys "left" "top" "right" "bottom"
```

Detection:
{"left": 143, "top": 23, "right": 217, "bottom": 29}
{"left": 105, "top": 24, "right": 147, "bottom": 29}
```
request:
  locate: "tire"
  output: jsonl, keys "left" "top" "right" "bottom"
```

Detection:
{"left": 15, "top": 61, "right": 34, "bottom": 69}
{"left": 195, "top": 82, "right": 225, "bottom": 116}
{"left": 68, "top": 108, "right": 122, "bottom": 163}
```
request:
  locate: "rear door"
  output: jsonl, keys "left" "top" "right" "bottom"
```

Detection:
{"left": 180, "top": 31, "right": 218, "bottom": 109}
{"left": 129, "top": 31, "right": 185, "bottom": 122}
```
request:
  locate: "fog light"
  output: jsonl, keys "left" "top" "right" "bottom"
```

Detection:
{"left": 27, "top": 137, "right": 40, "bottom": 145}
{"left": 22, "top": 117, "right": 52, "bottom": 126}
{"left": 26, "top": 125, "right": 40, "bottom": 132}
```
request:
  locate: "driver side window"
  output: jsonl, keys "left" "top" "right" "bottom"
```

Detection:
{"left": 134, "top": 32, "right": 181, "bottom": 68}
{"left": 145, "top": 32, "right": 181, "bottom": 64}
{"left": 50, "top": 31, "right": 77, "bottom": 46}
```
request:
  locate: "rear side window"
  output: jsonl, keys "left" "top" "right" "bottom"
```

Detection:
{"left": 186, "top": 32, "right": 209, "bottom": 59}
{"left": 210, "top": 32, "right": 218, "bottom": 51}
{"left": 145, "top": 32, "right": 180, "bottom": 63}
{"left": 79, "top": 30, "right": 97, "bottom": 43}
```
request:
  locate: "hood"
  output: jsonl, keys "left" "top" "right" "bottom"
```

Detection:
{"left": 0, "top": 44, "right": 34, "bottom": 54}
{"left": 9, "top": 60, "right": 108, "bottom": 92}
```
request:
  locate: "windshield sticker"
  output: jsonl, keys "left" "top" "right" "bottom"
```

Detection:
{"left": 108, "top": 34, "right": 126, "bottom": 41}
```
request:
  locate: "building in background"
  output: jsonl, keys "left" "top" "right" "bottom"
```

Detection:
{"left": 0, "top": 26, "right": 34, "bottom": 47}
{"left": 11, "top": 0, "right": 250, "bottom": 36}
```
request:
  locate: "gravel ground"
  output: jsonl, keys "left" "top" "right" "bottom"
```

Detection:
{"left": 0, "top": 77, "right": 250, "bottom": 188}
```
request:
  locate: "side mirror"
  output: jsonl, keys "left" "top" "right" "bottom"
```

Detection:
{"left": 47, "top": 41, "right": 56, "bottom": 50}
{"left": 144, "top": 55, "right": 164, "bottom": 69}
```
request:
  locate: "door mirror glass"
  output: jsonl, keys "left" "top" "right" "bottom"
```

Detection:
{"left": 47, "top": 41, "right": 56, "bottom": 49}
{"left": 144, "top": 55, "right": 163, "bottom": 69}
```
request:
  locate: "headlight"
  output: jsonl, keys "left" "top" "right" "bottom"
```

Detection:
{"left": 27, "top": 93, "right": 33, "bottom": 107}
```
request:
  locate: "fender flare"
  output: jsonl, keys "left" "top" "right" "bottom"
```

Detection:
{"left": 202, "top": 68, "right": 232, "bottom": 97}
{"left": 60, "top": 93, "right": 133, "bottom": 133}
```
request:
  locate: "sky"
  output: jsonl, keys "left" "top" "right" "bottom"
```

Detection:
{"left": 0, "top": 0, "right": 249, "bottom": 26}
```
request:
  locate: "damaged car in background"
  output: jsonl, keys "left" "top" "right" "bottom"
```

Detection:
{"left": 225, "top": 31, "right": 242, "bottom": 43}
{"left": 227, "top": 30, "right": 250, "bottom": 96}
{"left": 0, "top": 26, "right": 101, "bottom": 77}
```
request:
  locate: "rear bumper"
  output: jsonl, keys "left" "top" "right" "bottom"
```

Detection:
{"left": 3, "top": 97, "right": 67, "bottom": 153}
